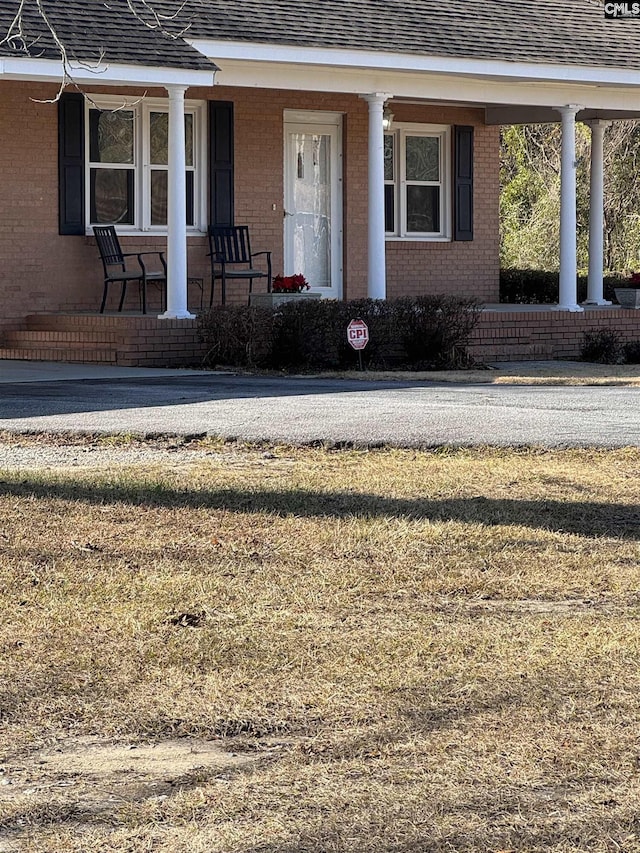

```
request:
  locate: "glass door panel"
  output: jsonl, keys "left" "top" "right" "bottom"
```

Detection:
{"left": 284, "top": 117, "right": 342, "bottom": 298}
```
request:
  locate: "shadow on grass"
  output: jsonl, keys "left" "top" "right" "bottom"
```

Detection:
{"left": 0, "top": 476, "right": 639, "bottom": 539}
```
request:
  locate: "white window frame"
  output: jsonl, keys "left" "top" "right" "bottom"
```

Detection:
{"left": 384, "top": 123, "right": 451, "bottom": 241}
{"left": 85, "top": 93, "right": 207, "bottom": 236}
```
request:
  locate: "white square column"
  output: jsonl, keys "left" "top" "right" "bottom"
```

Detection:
{"left": 362, "top": 93, "right": 391, "bottom": 300}
{"left": 585, "top": 119, "right": 612, "bottom": 305}
{"left": 159, "top": 84, "right": 195, "bottom": 320}
{"left": 556, "top": 105, "right": 584, "bottom": 312}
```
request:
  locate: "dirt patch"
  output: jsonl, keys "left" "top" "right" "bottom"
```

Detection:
{"left": 0, "top": 736, "right": 261, "bottom": 845}
{"left": 35, "top": 736, "right": 255, "bottom": 778}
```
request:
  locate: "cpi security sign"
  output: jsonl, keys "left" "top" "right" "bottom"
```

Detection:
{"left": 347, "top": 318, "right": 369, "bottom": 350}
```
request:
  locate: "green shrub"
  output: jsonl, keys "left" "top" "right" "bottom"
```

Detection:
{"left": 198, "top": 296, "right": 481, "bottom": 371}
{"left": 500, "top": 269, "right": 627, "bottom": 304}
{"left": 580, "top": 329, "right": 625, "bottom": 364}
{"left": 623, "top": 341, "right": 640, "bottom": 364}
{"left": 199, "top": 305, "right": 275, "bottom": 368}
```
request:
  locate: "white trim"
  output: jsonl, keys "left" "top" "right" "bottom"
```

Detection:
{"left": 283, "top": 109, "right": 343, "bottom": 126}
{"left": 198, "top": 56, "right": 640, "bottom": 114}
{"left": 190, "top": 38, "right": 640, "bottom": 89}
{"left": 0, "top": 56, "right": 215, "bottom": 88}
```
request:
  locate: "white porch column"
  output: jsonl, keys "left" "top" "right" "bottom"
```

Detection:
{"left": 362, "top": 93, "right": 390, "bottom": 300}
{"left": 556, "top": 105, "right": 583, "bottom": 312}
{"left": 159, "top": 85, "right": 195, "bottom": 320}
{"left": 585, "top": 119, "right": 612, "bottom": 305}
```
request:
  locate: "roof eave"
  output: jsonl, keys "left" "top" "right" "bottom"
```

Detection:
{"left": 0, "top": 56, "right": 217, "bottom": 88}
{"left": 189, "top": 37, "right": 640, "bottom": 89}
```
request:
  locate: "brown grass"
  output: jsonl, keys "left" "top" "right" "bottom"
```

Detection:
{"left": 327, "top": 363, "right": 640, "bottom": 386}
{"left": 1, "top": 442, "right": 640, "bottom": 851}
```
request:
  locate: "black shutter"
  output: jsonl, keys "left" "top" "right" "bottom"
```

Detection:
{"left": 58, "top": 92, "right": 85, "bottom": 236}
{"left": 209, "top": 100, "right": 234, "bottom": 227}
{"left": 454, "top": 125, "right": 473, "bottom": 242}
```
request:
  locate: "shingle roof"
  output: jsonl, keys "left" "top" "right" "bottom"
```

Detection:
{"left": 4, "top": 1, "right": 640, "bottom": 76}
{"left": 0, "top": 0, "right": 213, "bottom": 71}
{"left": 176, "top": 0, "right": 640, "bottom": 73}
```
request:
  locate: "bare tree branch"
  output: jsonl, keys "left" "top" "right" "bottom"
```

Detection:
{"left": 0, "top": 1, "right": 193, "bottom": 101}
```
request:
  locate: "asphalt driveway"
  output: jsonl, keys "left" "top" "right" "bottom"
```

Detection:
{"left": 0, "top": 366, "right": 637, "bottom": 448}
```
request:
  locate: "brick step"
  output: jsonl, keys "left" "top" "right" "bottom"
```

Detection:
{"left": 0, "top": 346, "right": 118, "bottom": 364}
{"left": 23, "top": 313, "right": 173, "bottom": 332}
{"left": 3, "top": 329, "right": 120, "bottom": 346}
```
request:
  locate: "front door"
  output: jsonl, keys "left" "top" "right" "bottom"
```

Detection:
{"left": 284, "top": 111, "right": 343, "bottom": 298}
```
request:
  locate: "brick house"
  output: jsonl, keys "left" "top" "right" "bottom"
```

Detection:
{"left": 2, "top": 0, "right": 640, "bottom": 364}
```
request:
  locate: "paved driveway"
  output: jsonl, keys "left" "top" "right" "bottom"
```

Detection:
{"left": 0, "top": 371, "right": 637, "bottom": 448}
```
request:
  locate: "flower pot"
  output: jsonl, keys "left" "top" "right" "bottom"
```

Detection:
{"left": 249, "top": 292, "right": 322, "bottom": 308}
{"left": 614, "top": 288, "right": 640, "bottom": 309}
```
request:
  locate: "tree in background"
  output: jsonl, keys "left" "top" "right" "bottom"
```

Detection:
{"left": 500, "top": 120, "right": 640, "bottom": 274}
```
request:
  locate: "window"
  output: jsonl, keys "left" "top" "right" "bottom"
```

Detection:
{"left": 87, "top": 95, "right": 205, "bottom": 234}
{"left": 384, "top": 124, "right": 450, "bottom": 240}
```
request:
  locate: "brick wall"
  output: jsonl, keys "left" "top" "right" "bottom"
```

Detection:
{"left": 384, "top": 104, "right": 500, "bottom": 303}
{"left": 0, "top": 81, "right": 499, "bottom": 330}
{"left": 470, "top": 308, "right": 640, "bottom": 362}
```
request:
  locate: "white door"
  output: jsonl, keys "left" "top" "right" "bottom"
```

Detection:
{"left": 284, "top": 111, "right": 343, "bottom": 298}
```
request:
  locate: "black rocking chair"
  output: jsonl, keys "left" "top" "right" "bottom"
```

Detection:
{"left": 93, "top": 225, "right": 167, "bottom": 314}
{"left": 207, "top": 225, "right": 272, "bottom": 306}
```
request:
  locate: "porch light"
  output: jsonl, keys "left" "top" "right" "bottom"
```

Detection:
{"left": 382, "top": 105, "right": 394, "bottom": 131}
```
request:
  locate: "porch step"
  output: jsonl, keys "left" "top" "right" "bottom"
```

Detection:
{"left": 0, "top": 319, "right": 119, "bottom": 364}
{"left": 23, "top": 313, "right": 161, "bottom": 333}
{"left": 0, "top": 312, "right": 205, "bottom": 368}
{"left": 0, "top": 346, "right": 117, "bottom": 364}
{"left": 3, "top": 329, "right": 120, "bottom": 346}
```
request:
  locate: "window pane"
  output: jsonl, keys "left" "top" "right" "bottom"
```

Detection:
{"left": 385, "top": 184, "right": 395, "bottom": 233}
{"left": 406, "top": 185, "right": 440, "bottom": 233}
{"left": 186, "top": 171, "right": 194, "bottom": 226}
{"left": 384, "top": 134, "right": 394, "bottom": 181}
{"left": 185, "top": 114, "right": 194, "bottom": 168}
{"left": 406, "top": 136, "right": 439, "bottom": 182}
{"left": 150, "top": 170, "right": 195, "bottom": 226}
{"left": 89, "top": 110, "right": 134, "bottom": 164}
{"left": 90, "top": 168, "right": 134, "bottom": 224}
{"left": 150, "top": 170, "right": 168, "bottom": 225}
{"left": 150, "top": 112, "right": 168, "bottom": 165}
{"left": 150, "top": 112, "right": 194, "bottom": 167}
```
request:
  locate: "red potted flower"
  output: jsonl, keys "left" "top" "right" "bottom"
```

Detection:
{"left": 272, "top": 273, "right": 310, "bottom": 293}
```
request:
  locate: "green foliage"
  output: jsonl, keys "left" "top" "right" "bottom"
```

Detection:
{"left": 198, "top": 296, "right": 481, "bottom": 372}
{"left": 500, "top": 269, "right": 627, "bottom": 304}
{"left": 500, "top": 121, "right": 640, "bottom": 275}
{"left": 580, "top": 329, "right": 625, "bottom": 364}
{"left": 623, "top": 340, "right": 640, "bottom": 364}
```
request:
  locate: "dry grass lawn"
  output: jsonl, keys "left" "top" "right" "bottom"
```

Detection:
{"left": 330, "top": 363, "right": 640, "bottom": 386}
{"left": 1, "top": 440, "right": 640, "bottom": 852}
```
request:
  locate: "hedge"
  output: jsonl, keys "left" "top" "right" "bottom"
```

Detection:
{"left": 198, "top": 296, "right": 481, "bottom": 372}
{"left": 500, "top": 269, "right": 628, "bottom": 304}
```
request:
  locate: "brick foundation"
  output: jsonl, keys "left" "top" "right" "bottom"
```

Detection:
{"left": 470, "top": 308, "right": 640, "bottom": 362}
{"left": 5, "top": 307, "right": 640, "bottom": 368}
